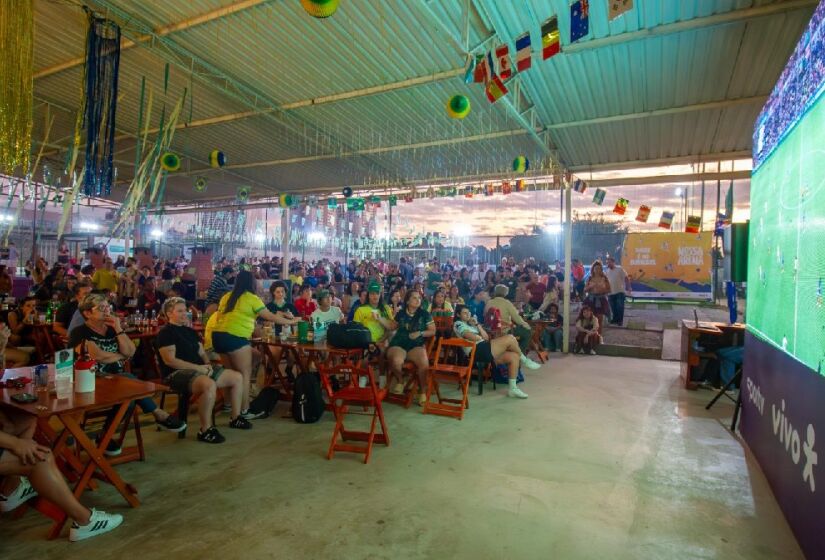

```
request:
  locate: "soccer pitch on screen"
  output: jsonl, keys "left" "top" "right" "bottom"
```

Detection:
{"left": 748, "top": 94, "right": 825, "bottom": 374}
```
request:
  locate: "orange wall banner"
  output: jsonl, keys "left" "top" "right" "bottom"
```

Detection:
{"left": 623, "top": 232, "right": 713, "bottom": 300}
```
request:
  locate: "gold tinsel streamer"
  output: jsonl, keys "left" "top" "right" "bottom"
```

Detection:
{"left": 0, "top": 0, "right": 34, "bottom": 174}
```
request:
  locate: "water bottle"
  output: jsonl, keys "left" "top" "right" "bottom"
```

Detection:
{"left": 186, "top": 311, "right": 193, "bottom": 327}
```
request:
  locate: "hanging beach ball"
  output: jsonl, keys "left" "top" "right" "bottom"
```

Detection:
{"left": 209, "top": 150, "right": 226, "bottom": 168}
{"left": 446, "top": 95, "right": 471, "bottom": 119}
{"left": 342, "top": 186, "right": 353, "bottom": 198}
{"left": 160, "top": 152, "right": 181, "bottom": 172}
{"left": 300, "top": 0, "right": 339, "bottom": 18}
{"left": 512, "top": 155, "right": 529, "bottom": 173}
{"left": 279, "top": 193, "right": 293, "bottom": 208}
{"left": 237, "top": 186, "right": 251, "bottom": 202}
{"left": 194, "top": 177, "right": 208, "bottom": 192}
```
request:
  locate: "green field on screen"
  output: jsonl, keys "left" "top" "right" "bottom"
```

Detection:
{"left": 748, "top": 94, "right": 825, "bottom": 374}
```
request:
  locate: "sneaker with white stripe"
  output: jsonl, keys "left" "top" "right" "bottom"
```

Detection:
{"left": 69, "top": 509, "right": 123, "bottom": 542}
{"left": 0, "top": 477, "right": 38, "bottom": 512}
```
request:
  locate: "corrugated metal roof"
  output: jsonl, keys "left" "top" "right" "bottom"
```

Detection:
{"left": 26, "top": 0, "right": 819, "bottom": 202}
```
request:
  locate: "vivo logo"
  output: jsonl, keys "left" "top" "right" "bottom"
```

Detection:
{"left": 746, "top": 377, "right": 764, "bottom": 415}
{"left": 772, "top": 399, "right": 818, "bottom": 493}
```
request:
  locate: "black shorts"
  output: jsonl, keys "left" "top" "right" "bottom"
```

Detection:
{"left": 212, "top": 332, "right": 250, "bottom": 353}
{"left": 473, "top": 340, "right": 494, "bottom": 365}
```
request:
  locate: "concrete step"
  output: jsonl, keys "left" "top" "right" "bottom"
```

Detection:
{"left": 596, "top": 343, "right": 662, "bottom": 360}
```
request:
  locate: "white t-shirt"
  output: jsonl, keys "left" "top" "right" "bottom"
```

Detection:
{"left": 604, "top": 265, "right": 628, "bottom": 295}
{"left": 310, "top": 306, "right": 344, "bottom": 327}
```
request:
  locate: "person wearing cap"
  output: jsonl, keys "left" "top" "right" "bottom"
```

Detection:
{"left": 353, "top": 281, "right": 396, "bottom": 348}
{"left": 485, "top": 284, "right": 541, "bottom": 369}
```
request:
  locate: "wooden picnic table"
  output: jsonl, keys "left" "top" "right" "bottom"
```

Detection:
{"left": 0, "top": 367, "right": 166, "bottom": 539}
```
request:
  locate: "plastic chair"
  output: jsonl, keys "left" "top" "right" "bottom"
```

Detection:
{"left": 422, "top": 337, "right": 476, "bottom": 420}
{"left": 317, "top": 363, "right": 389, "bottom": 464}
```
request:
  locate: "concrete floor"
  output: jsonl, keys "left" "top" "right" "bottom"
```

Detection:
{"left": 0, "top": 356, "right": 803, "bottom": 560}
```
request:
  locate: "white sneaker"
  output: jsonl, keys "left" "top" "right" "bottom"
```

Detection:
{"left": 508, "top": 386, "right": 529, "bottom": 399}
{"left": 520, "top": 356, "right": 541, "bottom": 370}
{"left": 590, "top": 349, "right": 597, "bottom": 355}
{"left": 0, "top": 477, "right": 37, "bottom": 512}
{"left": 69, "top": 509, "right": 123, "bottom": 542}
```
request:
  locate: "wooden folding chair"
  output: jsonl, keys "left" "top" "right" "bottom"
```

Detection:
{"left": 318, "top": 363, "right": 389, "bottom": 464}
{"left": 433, "top": 315, "right": 454, "bottom": 339}
{"left": 422, "top": 337, "right": 476, "bottom": 420}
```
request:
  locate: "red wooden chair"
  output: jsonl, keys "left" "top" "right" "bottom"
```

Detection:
{"left": 422, "top": 337, "right": 476, "bottom": 420}
{"left": 433, "top": 315, "right": 454, "bottom": 339}
{"left": 317, "top": 363, "right": 389, "bottom": 464}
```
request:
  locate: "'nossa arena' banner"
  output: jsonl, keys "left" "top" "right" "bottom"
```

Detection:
{"left": 623, "top": 232, "right": 712, "bottom": 300}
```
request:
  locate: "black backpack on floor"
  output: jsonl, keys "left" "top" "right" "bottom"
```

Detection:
{"left": 248, "top": 387, "right": 280, "bottom": 419}
{"left": 291, "top": 373, "right": 324, "bottom": 424}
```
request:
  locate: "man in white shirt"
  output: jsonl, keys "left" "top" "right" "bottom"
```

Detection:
{"left": 604, "top": 257, "right": 631, "bottom": 326}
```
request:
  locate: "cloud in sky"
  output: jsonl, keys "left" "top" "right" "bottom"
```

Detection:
{"left": 379, "top": 179, "right": 751, "bottom": 246}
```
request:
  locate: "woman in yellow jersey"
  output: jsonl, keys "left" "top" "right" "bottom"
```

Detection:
{"left": 353, "top": 281, "right": 396, "bottom": 356}
{"left": 210, "top": 271, "right": 299, "bottom": 419}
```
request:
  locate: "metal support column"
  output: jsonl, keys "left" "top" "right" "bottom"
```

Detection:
{"left": 562, "top": 183, "right": 572, "bottom": 353}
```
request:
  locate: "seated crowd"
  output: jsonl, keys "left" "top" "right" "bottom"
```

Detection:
{"left": 1, "top": 252, "right": 610, "bottom": 541}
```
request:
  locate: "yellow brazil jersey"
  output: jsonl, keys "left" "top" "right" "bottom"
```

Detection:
{"left": 213, "top": 291, "right": 266, "bottom": 339}
{"left": 353, "top": 304, "right": 394, "bottom": 342}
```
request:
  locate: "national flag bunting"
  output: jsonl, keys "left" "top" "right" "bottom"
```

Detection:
{"left": 658, "top": 211, "right": 674, "bottom": 229}
{"left": 541, "top": 17, "right": 561, "bottom": 60}
{"left": 485, "top": 50, "right": 496, "bottom": 83}
{"left": 496, "top": 44, "right": 512, "bottom": 80}
{"left": 609, "top": 0, "right": 633, "bottom": 21}
{"left": 635, "top": 205, "right": 651, "bottom": 223}
{"left": 570, "top": 0, "right": 590, "bottom": 43}
{"left": 463, "top": 55, "right": 477, "bottom": 84}
{"left": 515, "top": 179, "right": 526, "bottom": 192}
{"left": 327, "top": 198, "right": 337, "bottom": 209}
{"left": 572, "top": 179, "right": 587, "bottom": 193}
{"left": 592, "top": 188, "right": 606, "bottom": 205}
{"left": 502, "top": 181, "right": 512, "bottom": 195}
{"left": 515, "top": 32, "right": 532, "bottom": 71}
{"left": 485, "top": 74, "right": 508, "bottom": 103}
{"left": 473, "top": 54, "right": 485, "bottom": 83}
{"left": 613, "top": 198, "right": 629, "bottom": 215}
{"left": 485, "top": 183, "right": 494, "bottom": 196}
{"left": 685, "top": 215, "right": 702, "bottom": 233}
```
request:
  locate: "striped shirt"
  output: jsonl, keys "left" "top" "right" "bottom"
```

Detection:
{"left": 206, "top": 275, "right": 229, "bottom": 304}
